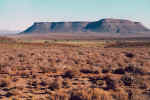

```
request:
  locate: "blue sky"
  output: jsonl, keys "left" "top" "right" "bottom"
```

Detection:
{"left": 0, "top": 0, "right": 150, "bottom": 31}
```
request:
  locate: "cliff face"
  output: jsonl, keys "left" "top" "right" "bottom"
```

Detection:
{"left": 23, "top": 19, "right": 150, "bottom": 34}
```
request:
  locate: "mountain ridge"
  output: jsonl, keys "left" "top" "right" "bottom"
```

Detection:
{"left": 22, "top": 18, "right": 150, "bottom": 34}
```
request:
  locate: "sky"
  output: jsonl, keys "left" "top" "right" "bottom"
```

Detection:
{"left": 0, "top": 0, "right": 150, "bottom": 31}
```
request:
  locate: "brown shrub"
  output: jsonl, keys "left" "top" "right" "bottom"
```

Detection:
{"left": 49, "top": 92, "right": 69, "bottom": 100}
{"left": 104, "top": 76, "right": 118, "bottom": 90}
{"left": 40, "top": 80, "right": 48, "bottom": 86}
{"left": 89, "top": 76, "right": 104, "bottom": 88}
{"left": 20, "top": 71, "right": 30, "bottom": 78}
{"left": 102, "top": 68, "right": 110, "bottom": 73}
{"left": 63, "top": 79, "right": 72, "bottom": 88}
{"left": 48, "top": 78, "right": 63, "bottom": 91}
{"left": 28, "top": 81, "right": 38, "bottom": 88}
{"left": 96, "top": 80, "right": 105, "bottom": 86}
{"left": 70, "top": 88, "right": 112, "bottom": 100}
{"left": 0, "top": 79, "right": 10, "bottom": 88}
{"left": 112, "top": 68, "right": 125, "bottom": 74}
{"left": 128, "top": 89, "right": 150, "bottom": 100}
{"left": 63, "top": 69, "right": 79, "bottom": 79}
{"left": 125, "top": 64, "right": 145, "bottom": 75}
{"left": 39, "top": 66, "right": 52, "bottom": 73}
{"left": 80, "top": 68, "right": 99, "bottom": 74}
{"left": 4, "top": 92, "right": 14, "bottom": 98}
{"left": 121, "top": 75, "right": 134, "bottom": 86}
{"left": 111, "top": 89, "right": 128, "bottom": 100}
{"left": 125, "top": 52, "right": 134, "bottom": 58}
{"left": 17, "top": 53, "right": 25, "bottom": 58}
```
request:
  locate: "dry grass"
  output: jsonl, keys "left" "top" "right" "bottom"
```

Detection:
{"left": 0, "top": 39, "right": 150, "bottom": 99}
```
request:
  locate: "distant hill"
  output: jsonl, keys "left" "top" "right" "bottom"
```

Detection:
{"left": 85, "top": 19, "right": 149, "bottom": 33}
{"left": 23, "top": 22, "right": 89, "bottom": 33}
{"left": 22, "top": 18, "right": 150, "bottom": 34}
{"left": 0, "top": 30, "right": 20, "bottom": 34}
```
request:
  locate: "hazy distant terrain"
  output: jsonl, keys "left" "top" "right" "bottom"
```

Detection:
{"left": 9, "top": 32, "right": 150, "bottom": 41}
{"left": 0, "top": 30, "right": 20, "bottom": 35}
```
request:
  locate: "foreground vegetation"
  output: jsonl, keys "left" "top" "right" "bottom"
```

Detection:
{"left": 0, "top": 37, "right": 150, "bottom": 99}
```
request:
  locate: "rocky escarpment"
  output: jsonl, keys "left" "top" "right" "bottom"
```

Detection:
{"left": 23, "top": 19, "right": 150, "bottom": 34}
{"left": 85, "top": 19, "right": 149, "bottom": 33}
{"left": 23, "top": 22, "right": 88, "bottom": 33}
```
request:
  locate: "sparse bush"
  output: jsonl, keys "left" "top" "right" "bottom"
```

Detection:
{"left": 111, "top": 89, "right": 128, "bottom": 100}
{"left": 86, "top": 60, "right": 93, "bottom": 65}
{"left": 70, "top": 88, "right": 112, "bottom": 100}
{"left": 125, "top": 52, "right": 134, "bottom": 58}
{"left": 28, "top": 81, "right": 38, "bottom": 88}
{"left": 78, "top": 51, "right": 84, "bottom": 55}
{"left": 104, "top": 76, "right": 117, "bottom": 90}
{"left": 139, "top": 82, "right": 147, "bottom": 89}
{"left": 49, "top": 92, "right": 69, "bottom": 100}
{"left": 125, "top": 64, "right": 145, "bottom": 75}
{"left": 40, "top": 80, "right": 47, "bottom": 86}
{"left": 80, "top": 68, "right": 99, "bottom": 74}
{"left": 63, "top": 69, "right": 79, "bottom": 78}
{"left": 17, "top": 53, "right": 25, "bottom": 58}
{"left": 0, "top": 79, "right": 10, "bottom": 88}
{"left": 44, "top": 41, "right": 49, "bottom": 44}
{"left": 5, "top": 92, "right": 14, "bottom": 97}
{"left": 121, "top": 75, "right": 134, "bottom": 86}
{"left": 8, "top": 56, "right": 14, "bottom": 60}
{"left": 63, "top": 79, "right": 72, "bottom": 88}
{"left": 20, "top": 71, "right": 29, "bottom": 78}
{"left": 102, "top": 68, "right": 110, "bottom": 73}
{"left": 96, "top": 80, "right": 104, "bottom": 86}
{"left": 0, "top": 39, "right": 150, "bottom": 99}
{"left": 39, "top": 66, "right": 51, "bottom": 73}
{"left": 112, "top": 68, "right": 125, "bottom": 74}
{"left": 128, "top": 89, "right": 150, "bottom": 100}
{"left": 48, "top": 78, "right": 63, "bottom": 91}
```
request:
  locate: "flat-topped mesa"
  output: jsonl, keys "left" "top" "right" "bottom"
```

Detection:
{"left": 49, "top": 22, "right": 89, "bottom": 32}
{"left": 24, "top": 22, "right": 89, "bottom": 33}
{"left": 22, "top": 18, "right": 150, "bottom": 34}
{"left": 100, "top": 18, "right": 134, "bottom": 24}
{"left": 85, "top": 19, "right": 150, "bottom": 33}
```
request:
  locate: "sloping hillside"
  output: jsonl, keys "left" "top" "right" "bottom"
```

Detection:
{"left": 22, "top": 18, "right": 150, "bottom": 34}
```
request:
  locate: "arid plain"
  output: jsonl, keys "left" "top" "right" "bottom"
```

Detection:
{"left": 0, "top": 36, "right": 150, "bottom": 100}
